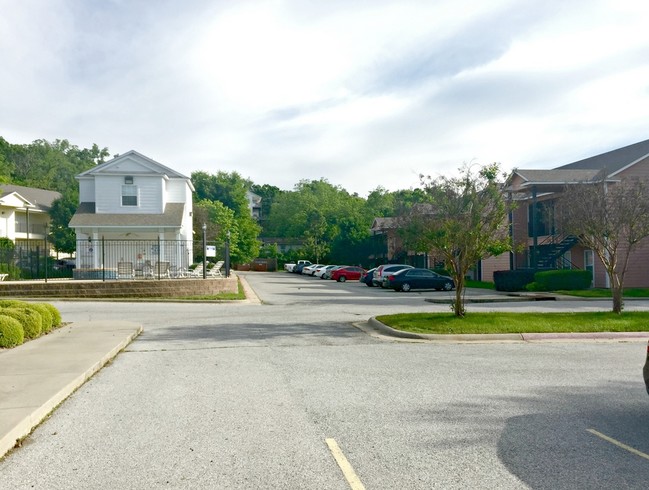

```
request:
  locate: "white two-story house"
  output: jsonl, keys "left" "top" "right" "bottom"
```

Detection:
{"left": 0, "top": 184, "right": 61, "bottom": 254}
{"left": 69, "top": 151, "right": 194, "bottom": 275}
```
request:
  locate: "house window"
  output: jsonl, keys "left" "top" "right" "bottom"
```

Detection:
{"left": 122, "top": 185, "right": 138, "bottom": 206}
{"left": 528, "top": 200, "right": 555, "bottom": 237}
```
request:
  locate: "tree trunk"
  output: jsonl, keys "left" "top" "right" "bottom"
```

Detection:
{"left": 611, "top": 286, "right": 624, "bottom": 314}
{"left": 453, "top": 276, "right": 465, "bottom": 317}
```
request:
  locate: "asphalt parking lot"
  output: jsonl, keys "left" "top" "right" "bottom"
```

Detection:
{"left": 0, "top": 272, "right": 647, "bottom": 489}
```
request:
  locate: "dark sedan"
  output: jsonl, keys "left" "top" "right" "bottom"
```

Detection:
{"left": 385, "top": 268, "right": 455, "bottom": 292}
{"left": 360, "top": 268, "right": 377, "bottom": 287}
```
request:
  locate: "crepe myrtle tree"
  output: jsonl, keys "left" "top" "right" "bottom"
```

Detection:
{"left": 402, "top": 163, "right": 512, "bottom": 317}
{"left": 556, "top": 175, "right": 649, "bottom": 314}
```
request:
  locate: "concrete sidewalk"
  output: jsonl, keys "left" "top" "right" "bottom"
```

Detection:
{"left": 0, "top": 321, "right": 142, "bottom": 459}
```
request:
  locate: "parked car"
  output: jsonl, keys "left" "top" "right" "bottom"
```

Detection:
{"left": 372, "top": 264, "right": 413, "bottom": 287}
{"left": 360, "top": 268, "right": 377, "bottom": 287}
{"left": 323, "top": 265, "right": 342, "bottom": 280}
{"left": 644, "top": 340, "right": 649, "bottom": 395}
{"left": 294, "top": 262, "right": 311, "bottom": 274}
{"left": 302, "top": 264, "right": 324, "bottom": 276}
{"left": 287, "top": 260, "right": 312, "bottom": 273}
{"left": 385, "top": 267, "right": 455, "bottom": 292}
{"left": 331, "top": 266, "right": 366, "bottom": 282}
{"left": 316, "top": 265, "right": 337, "bottom": 279}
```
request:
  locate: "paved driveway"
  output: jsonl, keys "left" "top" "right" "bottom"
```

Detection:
{"left": 1, "top": 272, "right": 648, "bottom": 489}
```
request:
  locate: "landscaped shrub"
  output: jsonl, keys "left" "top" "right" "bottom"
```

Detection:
{"left": 39, "top": 303, "right": 62, "bottom": 328}
{"left": 493, "top": 270, "right": 536, "bottom": 291}
{"left": 0, "top": 315, "right": 24, "bottom": 348}
{"left": 0, "top": 299, "right": 29, "bottom": 308}
{"left": 1, "top": 308, "right": 42, "bottom": 339}
{"left": 526, "top": 269, "right": 593, "bottom": 291}
{"left": 25, "top": 303, "right": 53, "bottom": 333}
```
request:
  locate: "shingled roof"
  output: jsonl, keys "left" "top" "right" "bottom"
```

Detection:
{"left": 558, "top": 138, "right": 649, "bottom": 174}
{"left": 0, "top": 184, "right": 61, "bottom": 212}
{"left": 69, "top": 202, "right": 185, "bottom": 228}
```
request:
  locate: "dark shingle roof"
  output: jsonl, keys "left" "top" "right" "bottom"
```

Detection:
{"left": 557, "top": 138, "right": 649, "bottom": 174}
{"left": 514, "top": 169, "right": 602, "bottom": 185}
{"left": 69, "top": 202, "right": 185, "bottom": 228}
{"left": 0, "top": 184, "right": 61, "bottom": 212}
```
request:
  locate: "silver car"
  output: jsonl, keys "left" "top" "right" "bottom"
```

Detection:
{"left": 372, "top": 264, "right": 413, "bottom": 287}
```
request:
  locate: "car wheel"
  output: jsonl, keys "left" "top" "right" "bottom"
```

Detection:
{"left": 443, "top": 281, "right": 453, "bottom": 291}
{"left": 365, "top": 282, "right": 373, "bottom": 287}
{"left": 401, "top": 283, "right": 411, "bottom": 292}
{"left": 338, "top": 276, "right": 347, "bottom": 282}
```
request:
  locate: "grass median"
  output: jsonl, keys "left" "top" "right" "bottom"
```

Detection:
{"left": 375, "top": 311, "right": 649, "bottom": 335}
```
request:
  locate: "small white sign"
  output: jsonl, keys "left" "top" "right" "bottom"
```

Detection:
{"left": 206, "top": 245, "right": 217, "bottom": 258}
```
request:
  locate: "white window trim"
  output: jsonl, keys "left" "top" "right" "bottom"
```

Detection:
{"left": 121, "top": 185, "right": 139, "bottom": 207}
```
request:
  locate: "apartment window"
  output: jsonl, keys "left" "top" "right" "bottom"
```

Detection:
{"left": 122, "top": 185, "right": 138, "bottom": 206}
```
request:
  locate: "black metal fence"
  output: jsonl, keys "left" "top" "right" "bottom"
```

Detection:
{"left": 73, "top": 238, "right": 228, "bottom": 280}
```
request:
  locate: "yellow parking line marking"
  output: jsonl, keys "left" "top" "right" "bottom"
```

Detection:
{"left": 587, "top": 429, "right": 649, "bottom": 461}
{"left": 325, "top": 438, "right": 366, "bottom": 490}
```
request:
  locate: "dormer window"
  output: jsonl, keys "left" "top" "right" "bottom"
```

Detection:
{"left": 124, "top": 176, "right": 134, "bottom": 184}
{"left": 122, "top": 185, "right": 138, "bottom": 206}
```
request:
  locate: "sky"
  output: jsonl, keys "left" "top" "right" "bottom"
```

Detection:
{"left": 2, "top": 0, "right": 649, "bottom": 197}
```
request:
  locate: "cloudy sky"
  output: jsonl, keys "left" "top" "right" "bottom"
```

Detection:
{"left": 2, "top": 0, "right": 649, "bottom": 196}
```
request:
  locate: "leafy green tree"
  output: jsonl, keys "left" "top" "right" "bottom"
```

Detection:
{"left": 250, "top": 183, "right": 283, "bottom": 232}
{"left": 264, "top": 178, "right": 373, "bottom": 264}
{"left": 192, "top": 170, "right": 252, "bottom": 217}
{"left": 404, "top": 164, "right": 512, "bottom": 317}
{"left": 193, "top": 199, "right": 260, "bottom": 265}
{"left": 556, "top": 176, "right": 649, "bottom": 314}
{"left": 6, "top": 139, "right": 107, "bottom": 193}
{"left": 48, "top": 195, "right": 79, "bottom": 254}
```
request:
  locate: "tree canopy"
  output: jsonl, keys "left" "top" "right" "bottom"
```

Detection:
{"left": 402, "top": 164, "right": 512, "bottom": 316}
{"left": 556, "top": 176, "right": 649, "bottom": 313}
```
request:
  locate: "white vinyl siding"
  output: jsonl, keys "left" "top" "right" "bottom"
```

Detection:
{"left": 95, "top": 175, "right": 163, "bottom": 213}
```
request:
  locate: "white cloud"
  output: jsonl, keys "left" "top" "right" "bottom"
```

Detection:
{"left": 1, "top": 0, "right": 649, "bottom": 196}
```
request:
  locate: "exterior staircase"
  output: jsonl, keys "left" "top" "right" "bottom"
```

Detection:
{"left": 534, "top": 235, "right": 579, "bottom": 269}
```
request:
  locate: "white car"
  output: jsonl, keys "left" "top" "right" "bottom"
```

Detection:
{"left": 302, "top": 264, "right": 324, "bottom": 276}
{"left": 315, "top": 265, "right": 337, "bottom": 278}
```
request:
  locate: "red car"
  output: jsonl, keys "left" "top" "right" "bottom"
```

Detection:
{"left": 330, "top": 266, "right": 366, "bottom": 282}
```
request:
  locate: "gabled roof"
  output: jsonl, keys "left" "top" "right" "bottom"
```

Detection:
{"left": 512, "top": 169, "right": 603, "bottom": 187}
{"left": 0, "top": 184, "right": 61, "bottom": 212}
{"left": 558, "top": 138, "right": 649, "bottom": 175}
{"left": 371, "top": 217, "right": 398, "bottom": 232}
{"left": 69, "top": 202, "right": 185, "bottom": 228}
{"left": 76, "top": 150, "right": 192, "bottom": 182}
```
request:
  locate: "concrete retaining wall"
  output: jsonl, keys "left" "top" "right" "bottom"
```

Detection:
{"left": 0, "top": 277, "right": 238, "bottom": 298}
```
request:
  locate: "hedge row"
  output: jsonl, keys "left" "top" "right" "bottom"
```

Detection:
{"left": 494, "top": 269, "right": 593, "bottom": 292}
{"left": 526, "top": 269, "right": 593, "bottom": 291}
{"left": 0, "top": 301, "right": 62, "bottom": 348}
{"left": 493, "top": 270, "right": 537, "bottom": 291}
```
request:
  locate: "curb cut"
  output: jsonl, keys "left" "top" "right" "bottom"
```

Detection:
{"left": 0, "top": 322, "right": 143, "bottom": 460}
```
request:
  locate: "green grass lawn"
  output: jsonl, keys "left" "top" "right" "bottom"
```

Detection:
{"left": 375, "top": 311, "right": 649, "bottom": 335}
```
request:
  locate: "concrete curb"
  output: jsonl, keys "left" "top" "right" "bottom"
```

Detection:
{"left": 0, "top": 321, "right": 142, "bottom": 459}
{"left": 367, "top": 317, "right": 649, "bottom": 343}
{"left": 236, "top": 273, "right": 262, "bottom": 304}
